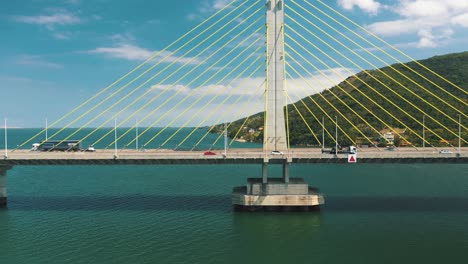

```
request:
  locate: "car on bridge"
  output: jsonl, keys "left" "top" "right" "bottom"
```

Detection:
{"left": 271, "top": 150, "right": 284, "bottom": 155}
{"left": 85, "top": 146, "right": 96, "bottom": 152}
{"left": 322, "top": 146, "right": 357, "bottom": 154}
{"left": 439, "top": 150, "right": 452, "bottom": 154}
{"left": 33, "top": 140, "right": 82, "bottom": 152}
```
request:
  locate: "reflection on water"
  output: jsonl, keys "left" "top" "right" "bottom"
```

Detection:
{"left": 231, "top": 212, "right": 322, "bottom": 263}
{"left": 7, "top": 195, "right": 231, "bottom": 212}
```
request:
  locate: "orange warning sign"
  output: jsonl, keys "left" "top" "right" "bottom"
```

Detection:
{"left": 348, "top": 154, "right": 357, "bottom": 163}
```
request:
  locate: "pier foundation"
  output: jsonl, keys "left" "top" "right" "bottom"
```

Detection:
{"left": 232, "top": 163, "right": 324, "bottom": 211}
{"left": 0, "top": 166, "right": 10, "bottom": 207}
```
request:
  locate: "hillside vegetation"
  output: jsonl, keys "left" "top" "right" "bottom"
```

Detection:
{"left": 213, "top": 51, "right": 468, "bottom": 147}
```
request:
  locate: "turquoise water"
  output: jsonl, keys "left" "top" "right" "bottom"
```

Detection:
{"left": 1, "top": 130, "right": 467, "bottom": 263}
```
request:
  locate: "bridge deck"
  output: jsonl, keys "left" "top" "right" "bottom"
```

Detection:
{"left": 1, "top": 148, "right": 466, "bottom": 165}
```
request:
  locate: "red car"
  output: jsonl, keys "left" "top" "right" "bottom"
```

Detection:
{"left": 204, "top": 151, "right": 216, "bottom": 155}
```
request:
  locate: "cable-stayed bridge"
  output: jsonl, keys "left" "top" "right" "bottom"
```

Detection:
{"left": 1, "top": 0, "right": 466, "bottom": 209}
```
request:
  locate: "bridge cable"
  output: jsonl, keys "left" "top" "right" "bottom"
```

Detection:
{"left": 284, "top": 91, "right": 322, "bottom": 146}
{"left": 87, "top": 23, "right": 264, "bottom": 148}
{"left": 115, "top": 18, "right": 264, "bottom": 148}
{"left": 159, "top": 46, "right": 266, "bottom": 148}
{"left": 207, "top": 79, "right": 266, "bottom": 147}
{"left": 313, "top": 0, "right": 468, "bottom": 97}
{"left": 48, "top": 2, "right": 261, "bottom": 150}
{"left": 287, "top": 39, "right": 427, "bottom": 150}
{"left": 286, "top": 42, "right": 381, "bottom": 146}
{"left": 285, "top": 24, "right": 452, "bottom": 148}
{"left": 98, "top": 29, "right": 265, "bottom": 148}
{"left": 286, "top": 47, "right": 411, "bottom": 148}
{"left": 139, "top": 35, "right": 266, "bottom": 148}
{"left": 287, "top": 4, "right": 467, "bottom": 133}
{"left": 16, "top": 0, "right": 241, "bottom": 149}
{"left": 286, "top": 25, "right": 419, "bottom": 148}
{"left": 285, "top": 70, "right": 364, "bottom": 146}
{"left": 291, "top": 1, "right": 467, "bottom": 123}
{"left": 286, "top": 8, "right": 465, "bottom": 146}
{"left": 177, "top": 61, "right": 266, "bottom": 149}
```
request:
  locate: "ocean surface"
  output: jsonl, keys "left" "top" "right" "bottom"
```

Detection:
{"left": 1, "top": 129, "right": 467, "bottom": 264}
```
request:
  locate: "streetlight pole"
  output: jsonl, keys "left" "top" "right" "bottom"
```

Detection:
{"left": 224, "top": 122, "right": 228, "bottom": 157}
{"left": 459, "top": 114, "right": 462, "bottom": 155}
{"left": 135, "top": 119, "right": 139, "bottom": 151}
{"left": 4, "top": 118, "right": 7, "bottom": 158}
{"left": 114, "top": 119, "right": 117, "bottom": 158}
{"left": 335, "top": 116, "right": 338, "bottom": 157}
{"left": 422, "top": 115, "right": 425, "bottom": 148}
{"left": 322, "top": 116, "right": 325, "bottom": 150}
{"left": 45, "top": 117, "right": 48, "bottom": 141}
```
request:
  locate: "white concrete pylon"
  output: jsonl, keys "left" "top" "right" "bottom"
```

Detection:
{"left": 265, "top": 0, "right": 287, "bottom": 152}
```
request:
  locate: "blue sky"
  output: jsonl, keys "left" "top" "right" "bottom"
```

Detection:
{"left": 1, "top": 0, "right": 467, "bottom": 128}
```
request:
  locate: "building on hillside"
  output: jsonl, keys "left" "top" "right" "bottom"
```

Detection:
{"left": 380, "top": 127, "right": 407, "bottom": 146}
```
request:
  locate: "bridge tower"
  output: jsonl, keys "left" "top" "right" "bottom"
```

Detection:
{"left": 232, "top": 0, "right": 324, "bottom": 211}
{"left": 264, "top": 0, "right": 287, "bottom": 153}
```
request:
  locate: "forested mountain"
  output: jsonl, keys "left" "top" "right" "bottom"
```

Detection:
{"left": 213, "top": 52, "right": 467, "bottom": 147}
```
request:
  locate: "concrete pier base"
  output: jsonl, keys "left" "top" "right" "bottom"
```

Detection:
{"left": 0, "top": 166, "right": 11, "bottom": 208}
{"left": 232, "top": 178, "right": 324, "bottom": 212}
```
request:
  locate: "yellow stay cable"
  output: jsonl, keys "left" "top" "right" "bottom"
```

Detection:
{"left": 139, "top": 40, "right": 265, "bottom": 148}
{"left": 286, "top": 64, "right": 366, "bottom": 146}
{"left": 284, "top": 91, "right": 322, "bottom": 145}
{"left": 286, "top": 61, "right": 359, "bottom": 145}
{"left": 52, "top": 3, "right": 262, "bottom": 149}
{"left": 98, "top": 30, "right": 264, "bottom": 148}
{"left": 285, "top": 35, "right": 382, "bottom": 145}
{"left": 89, "top": 23, "right": 265, "bottom": 147}
{"left": 286, "top": 13, "right": 464, "bottom": 145}
{"left": 229, "top": 117, "right": 252, "bottom": 146}
{"left": 206, "top": 80, "right": 266, "bottom": 149}
{"left": 159, "top": 49, "right": 265, "bottom": 147}
{"left": 286, "top": 28, "right": 419, "bottom": 147}
{"left": 286, "top": 24, "right": 446, "bottom": 147}
{"left": 177, "top": 60, "right": 265, "bottom": 148}
{"left": 286, "top": 46, "right": 412, "bottom": 148}
{"left": 291, "top": 2, "right": 467, "bottom": 122}
{"left": 314, "top": 0, "right": 468, "bottom": 96}
{"left": 285, "top": 70, "right": 369, "bottom": 146}
{"left": 110, "top": 9, "right": 264, "bottom": 148}
{"left": 17, "top": 0, "right": 240, "bottom": 149}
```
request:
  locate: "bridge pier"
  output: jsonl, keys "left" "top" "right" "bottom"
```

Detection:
{"left": 0, "top": 165, "right": 11, "bottom": 207}
{"left": 283, "top": 161, "right": 290, "bottom": 183}
{"left": 262, "top": 163, "right": 268, "bottom": 184}
{"left": 232, "top": 160, "right": 324, "bottom": 212}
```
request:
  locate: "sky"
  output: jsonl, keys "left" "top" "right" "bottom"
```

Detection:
{"left": 1, "top": 0, "right": 467, "bottom": 128}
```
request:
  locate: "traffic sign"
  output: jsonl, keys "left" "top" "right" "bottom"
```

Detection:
{"left": 348, "top": 154, "right": 357, "bottom": 163}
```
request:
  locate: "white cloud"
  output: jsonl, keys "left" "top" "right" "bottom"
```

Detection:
{"left": 452, "top": 13, "right": 468, "bottom": 27}
{"left": 14, "top": 12, "right": 82, "bottom": 27}
{"left": 111, "top": 68, "right": 358, "bottom": 127}
{"left": 52, "top": 31, "right": 73, "bottom": 40}
{"left": 12, "top": 9, "right": 95, "bottom": 40}
{"left": 365, "top": 0, "right": 468, "bottom": 48}
{"left": 87, "top": 44, "right": 153, "bottom": 61}
{"left": 187, "top": 0, "right": 232, "bottom": 21}
{"left": 150, "top": 68, "right": 356, "bottom": 98}
{"left": 15, "top": 55, "right": 63, "bottom": 69}
{"left": 66, "top": 0, "right": 81, "bottom": 5}
{"left": 338, "top": 0, "right": 382, "bottom": 15}
{"left": 87, "top": 44, "right": 201, "bottom": 64}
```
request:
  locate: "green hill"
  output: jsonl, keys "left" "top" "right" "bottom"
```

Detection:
{"left": 213, "top": 51, "right": 468, "bottom": 147}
